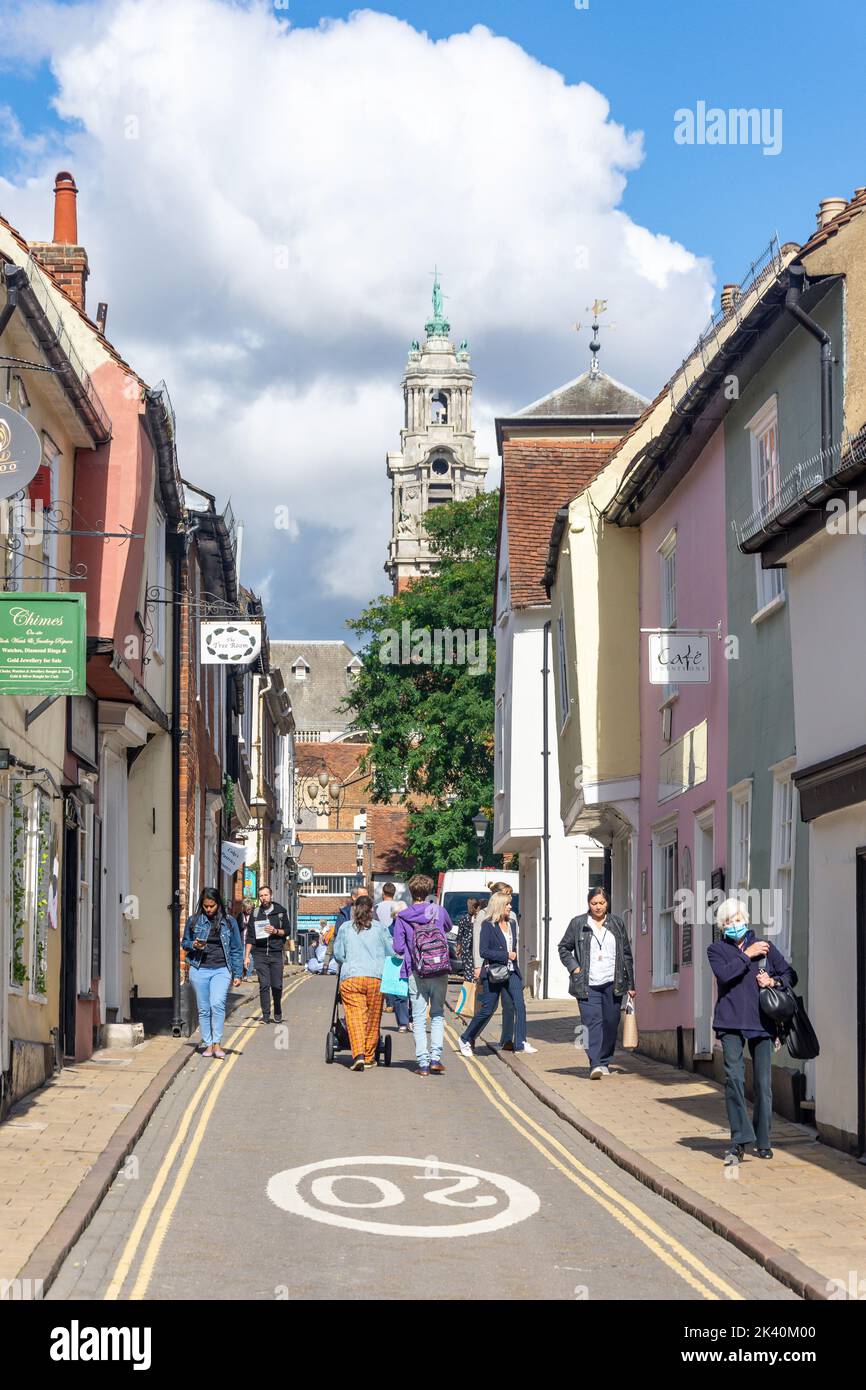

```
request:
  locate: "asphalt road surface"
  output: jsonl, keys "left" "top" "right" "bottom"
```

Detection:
{"left": 49, "top": 975, "right": 797, "bottom": 1302}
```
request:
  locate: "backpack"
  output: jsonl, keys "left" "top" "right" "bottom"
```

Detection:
{"left": 410, "top": 907, "right": 451, "bottom": 978}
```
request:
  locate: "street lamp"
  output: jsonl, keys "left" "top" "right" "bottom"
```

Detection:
{"left": 472, "top": 810, "right": 490, "bottom": 869}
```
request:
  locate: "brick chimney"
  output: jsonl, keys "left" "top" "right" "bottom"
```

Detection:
{"left": 28, "top": 171, "right": 90, "bottom": 312}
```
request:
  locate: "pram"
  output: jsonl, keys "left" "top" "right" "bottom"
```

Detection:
{"left": 325, "top": 974, "right": 392, "bottom": 1066}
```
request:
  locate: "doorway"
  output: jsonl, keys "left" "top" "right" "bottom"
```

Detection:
{"left": 693, "top": 808, "right": 715, "bottom": 1058}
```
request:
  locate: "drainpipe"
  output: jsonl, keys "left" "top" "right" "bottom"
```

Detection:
{"left": 170, "top": 534, "right": 184, "bottom": 1037}
{"left": 542, "top": 621, "right": 552, "bottom": 1000}
{"left": 785, "top": 264, "right": 833, "bottom": 465}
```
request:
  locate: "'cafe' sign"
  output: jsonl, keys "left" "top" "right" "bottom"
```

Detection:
{"left": 648, "top": 631, "right": 711, "bottom": 685}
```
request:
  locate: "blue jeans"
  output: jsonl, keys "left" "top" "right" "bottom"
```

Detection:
{"left": 578, "top": 982, "right": 621, "bottom": 1068}
{"left": 190, "top": 965, "right": 231, "bottom": 1046}
{"left": 408, "top": 973, "right": 447, "bottom": 1066}
{"left": 387, "top": 994, "right": 411, "bottom": 1028}
{"left": 462, "top": 974, "right": 526, "bottom": 1050}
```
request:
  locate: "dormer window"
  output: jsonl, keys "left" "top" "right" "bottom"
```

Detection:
{"left": 431, "top": 391, "right": 448, "bottom": 425}
{"left": 292, "top": 658, "right": 309, "bottom": 681}
{"left": 347, "top": 657, "right": 362, "bottom": 678}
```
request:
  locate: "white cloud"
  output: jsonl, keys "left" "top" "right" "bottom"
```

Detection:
{"left": 0, "top": 0, "right": 716, "bottom": 627}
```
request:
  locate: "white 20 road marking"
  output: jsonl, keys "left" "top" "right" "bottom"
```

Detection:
{"left": 267, "top": 1156, "right": 539, "bottom": 1238}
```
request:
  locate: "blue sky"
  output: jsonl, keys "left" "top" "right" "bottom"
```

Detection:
{"left": 1, "top": 0, "right": 863, "bottom": 641}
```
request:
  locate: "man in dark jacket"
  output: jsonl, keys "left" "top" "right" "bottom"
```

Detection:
{"left": 244, "top": 885, "right": 290, "bottom": 1023}
{"left": 708, "top": 899, "right": 796, "bottom": 1164}
{"left": 558, "top": 888, "right": 635, "bottom": 1079}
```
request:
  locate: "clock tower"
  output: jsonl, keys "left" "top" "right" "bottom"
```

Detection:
{"left": 385, "top": 275, "right": 488, "bottom": 593}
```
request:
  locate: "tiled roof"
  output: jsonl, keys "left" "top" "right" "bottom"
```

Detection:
{"left": 515, "top": 368, "right": 648, "bottom": 419}
{"left": 368, "top": 805, "right": 414, "bottom": 874}
{"left": 270, "top": 639, "right": 362, "bottom": 732}
{"left": 799, "top": 189, "right": 866, "bottom": 257}
{"left": 500, "top": 439, "right": 619, "bottom": 611}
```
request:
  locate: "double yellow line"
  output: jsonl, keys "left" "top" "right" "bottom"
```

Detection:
{"left": 444, "top": 1023, "right": 742, "bottom": 1301}
{"left": 105, "top": 975, "right": 309, "bottom": 1301}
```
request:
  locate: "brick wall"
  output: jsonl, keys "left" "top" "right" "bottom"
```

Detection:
{"left": 28, "top": 242, "right": 89, "bottom": 311}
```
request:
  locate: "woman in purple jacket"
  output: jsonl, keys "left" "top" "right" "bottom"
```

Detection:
{"left": 707, "top": 898, "right": 796, "bottom": 1166}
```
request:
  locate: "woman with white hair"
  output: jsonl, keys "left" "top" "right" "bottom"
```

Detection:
{"left": 707, "top": 897, "right": 796, "bottom": 1166}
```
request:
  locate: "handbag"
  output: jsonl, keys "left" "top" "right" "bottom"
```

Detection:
{"left": 487, "top": 962, "right": 510, "bottom": 985}
{"left": 621, "top": 996, "right": 638, "bottom": 1049}
{"left": 379, "top": 954, "right": 409, "bottom": 999}
{"left": 784, "top": 993, "right": 820, "bottom": 1060}
{"left": 758, "top": 980, "right": 797, "bottom": 1027}
{"left": 455, "top": 981, "right": 476, "bottom": 1016}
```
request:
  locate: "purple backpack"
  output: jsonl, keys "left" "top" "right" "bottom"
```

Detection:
{"left": 410, "top": 906, "right": 451, "bottom": 978}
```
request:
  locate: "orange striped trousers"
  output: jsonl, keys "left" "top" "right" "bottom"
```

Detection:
{"left": 340, "top": 976, "right": 384, "bottom": 1063}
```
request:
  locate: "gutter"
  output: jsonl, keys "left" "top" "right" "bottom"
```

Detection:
{"left": 542, "top": 507, "right": 570, "bottom": 596}
{"left": 2, "top": 258, "right": 112, "bottom": 445}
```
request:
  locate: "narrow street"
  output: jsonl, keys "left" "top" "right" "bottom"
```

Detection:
{"left": 48, "top": 977, "right": 794, "bottom": 1303}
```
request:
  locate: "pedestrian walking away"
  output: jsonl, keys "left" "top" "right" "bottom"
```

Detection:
{"left": 244, "top": 884, "right": 290, "bottom": 1023}
{"left": 333, "top": 894, "right": 393, "bottom": 1070}
{"left": 376, "top": 881, "right": 411, "bottom": 1030}
{"left": 708, "top": 897, "right": 797, "bottom": 1165}
{"left": 558, "top": 888, "right": 636, "bottom": 1079}
{"left": 182, "top": 887, "right": 243, "bottom": 1058}
{"left": 460, "top": 891, "right": 532, "bottom": 1057}
{"left": 393, "top": 874, "right": 453, "bottom": 1076}
{"left": 454, "top": 896, "right": 479, "bottom": 1016}
{"left": 325, "top": 884, "right": 368, "bottom": 973}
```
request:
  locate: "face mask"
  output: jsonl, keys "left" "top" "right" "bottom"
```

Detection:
{"left": 724, "top": 923, "right": 749, "bottom": 941}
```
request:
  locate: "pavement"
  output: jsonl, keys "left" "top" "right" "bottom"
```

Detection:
{"left": 46, "top": 977, "right": 792, "bottom": 1302}
{"left": 479, "top": 995, "right": 866, "bottom": 1300}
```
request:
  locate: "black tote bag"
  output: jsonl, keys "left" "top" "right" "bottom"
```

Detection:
{"left": 785, "top": 993, "right": 820, "bottom": 1061}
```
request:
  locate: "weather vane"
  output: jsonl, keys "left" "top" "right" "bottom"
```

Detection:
{"left": 572, "top": 299, "right": 616, "bottom": 377}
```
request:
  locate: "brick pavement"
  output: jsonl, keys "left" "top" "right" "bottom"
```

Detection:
{"left": 503, "top": 999, "right": 866, "bottom": 1295}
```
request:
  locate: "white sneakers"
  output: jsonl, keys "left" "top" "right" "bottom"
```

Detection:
{"left": 457, "top": 1039, "right": 473, "bottom": 1057}
{"left": 520, "top": 1042, "right": 538, "bottom": 1054}
{"left": 590, "top": 1065, "right": 611, "bottom": 1079}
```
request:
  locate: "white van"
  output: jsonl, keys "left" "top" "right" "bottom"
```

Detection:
{"left": 436, "top": 869, "right": 520, "bottom": 929}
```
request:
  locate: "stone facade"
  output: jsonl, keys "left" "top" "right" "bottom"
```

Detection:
{"left": 385, "top": 281, "right": 488, "bottom": 591}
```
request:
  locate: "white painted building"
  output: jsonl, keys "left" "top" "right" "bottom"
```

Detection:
{"left": 493, "top": 348, "right": 647, "bottom": 997}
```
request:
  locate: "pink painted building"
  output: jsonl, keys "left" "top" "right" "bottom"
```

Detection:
{"left": 606, "top": 424, "right": 728, "bottom": 1069}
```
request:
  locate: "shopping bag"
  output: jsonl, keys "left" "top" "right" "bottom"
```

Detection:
{"left": 380, "top": 954, "right": 409, "bottom": 998}
{"left": 455, "top": 981, "right": 476, "bottom": 1017}
{"left": 621, "top": 996, "right": 638, "bottom": 1049}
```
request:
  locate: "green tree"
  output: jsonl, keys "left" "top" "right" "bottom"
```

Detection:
{"left": 346, "top": 491, "right": 499, "bottom": 874}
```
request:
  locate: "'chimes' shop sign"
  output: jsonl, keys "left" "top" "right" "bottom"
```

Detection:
{"left": 0, "top": 594, "right": 86, "bottom": 695}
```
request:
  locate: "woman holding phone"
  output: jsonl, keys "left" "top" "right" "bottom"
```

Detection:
{"left": 182, "top": 887, "right": 244, "bottom": 1058}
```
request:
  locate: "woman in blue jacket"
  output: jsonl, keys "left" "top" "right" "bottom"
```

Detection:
{"left": 182, "top": 887, "right": 243, "bottom": 1059}
{"left": 707, "top": 898, "right": 796, "bottom": 1165}
{"left": 458, "top": 892, "right": 529, "bottom": 1056}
